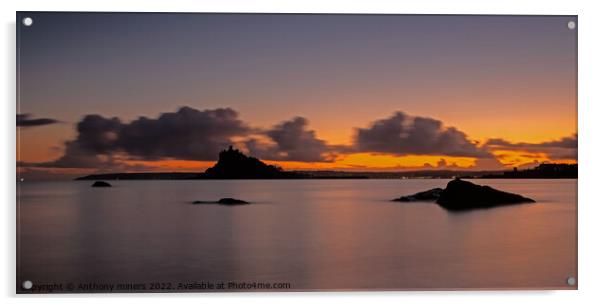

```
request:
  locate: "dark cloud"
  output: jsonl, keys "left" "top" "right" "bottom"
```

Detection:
{"left": 485, "top": 134, "right": 577, "bottom": 160}
{"left": 22, "top": 107, "right": 571, "bottom": 172}
{"left": 354, "top": 112, "right": 490, "bottom": 157}
{"left": 486, "top": 134, "right": 577, "bottom": 149}
{"left": 116, "top": 107, "right": 250, "bottom": 160}
{"left": 21, "top": 115, "right": 122, "bottom": 168}
{"left": 245, "top": 117, "right": 334, "bottom": 162}
{"left": 73, "top": 115, "right": 122, "bottom": 154}
{"left": 17, "top": 114, "right": 59, "bottom": 127}
{"left": 32, "top": 107, "right": 251, "bottom": 168}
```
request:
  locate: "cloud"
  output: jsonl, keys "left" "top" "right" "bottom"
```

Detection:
{"left": 17, "top": 114, "right": 59, "bottom": 127}
{"left": 72, "top": 114, "right": 122, "bottom": 154}
{"left": 31, "top": 107, "right": 251, "bottom": 168}
{"left": 486, "top": 134, "right": 577, "bottom": 160}
{"left": 245, "top": 117, "right": 335, "bottom": 162}
{"left": 21, "top": 106, "right": 573, "bottom": 172}
{"left": 22, "top": 115, "right": 122, "bottom": 168}
{"left": 354, "top": 112, "right": 490, "bottom": 157}
{"left": 116, "top": 107, "right": 250, "bottom": 160}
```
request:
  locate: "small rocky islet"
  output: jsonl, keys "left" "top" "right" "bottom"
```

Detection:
{"left": 192, "top": 198, "right": 250, "bottom": 206}
{"left": 393, "top": 178, "right": 535, "bottom": 211}
{"left": 91, "top": 181, "right": 112, "bottom": 187}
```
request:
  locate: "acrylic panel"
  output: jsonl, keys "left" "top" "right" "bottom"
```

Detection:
{"left": 16, "top": 12, "right": 577, "bottom": 293}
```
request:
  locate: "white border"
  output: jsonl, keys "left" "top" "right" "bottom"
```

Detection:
{"left": 2, "top": 0, "right": 601, "bottom": 305}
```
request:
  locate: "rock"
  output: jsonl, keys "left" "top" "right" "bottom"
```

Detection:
{"left": 192, "top": 198, "right": 250, "bottom": 205}
{"left": 392, "top": 188, "right": 443, "bottom": 202}
{"left": 436, "top": 178, "right": 535, "bottom": 210}
{"left": 218, "top": 198, "right": 250, "bottom": 205}
{"left": 91, "top": 181, "right": 112, "bottom": 187}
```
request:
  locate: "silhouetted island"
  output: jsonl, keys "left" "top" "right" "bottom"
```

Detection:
{"left": 203, "top": 146, "right": 300, "bottom": 179}
{"left": 393, "top": 178, "right": 535, "bottom": 210}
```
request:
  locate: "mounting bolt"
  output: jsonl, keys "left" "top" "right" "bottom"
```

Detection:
{"left": 567, "top": 276, "right": 576, "bottom": 286}
{"left": 22, "top": 17, "right": 33, "bottom": 27}
{"left": 22, "top": 280, "right": 33, "bottom": 289}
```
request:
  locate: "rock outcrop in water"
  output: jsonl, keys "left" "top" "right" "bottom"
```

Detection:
{"left": 392, "top": 178, "right": 535, "bottom": 210}
{"left": 91, "top": 181, "right": 112, "bottom": 187}
{"left": 192, "top": 198, "right": 250, "bottom": 205}
{"left": 436, "top": 178, "right": 535, "bottom": 210}
{"left": 392, "top": 188, "right": 443, "bottom": 202}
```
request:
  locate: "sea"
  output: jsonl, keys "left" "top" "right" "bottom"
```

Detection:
{"left": 17, "top": 179, "right": 577, "bottom": 292}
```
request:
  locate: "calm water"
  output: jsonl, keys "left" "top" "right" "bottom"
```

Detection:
{"left": 17, "top": 179, "right": 576, "bottom": 291}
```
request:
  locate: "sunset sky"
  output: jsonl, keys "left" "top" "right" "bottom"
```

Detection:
{"left": 17, "top": 13, "right": 577, "bottom": 179}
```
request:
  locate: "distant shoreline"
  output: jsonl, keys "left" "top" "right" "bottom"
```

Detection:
{"left": 74, "top": 169, "right": 577, "bottom": 181}
{"left": 74, "top": 173, "right": 370, "bottom": 181}
{"left": 73, "top": 148, "right": 577, "bottom": 181}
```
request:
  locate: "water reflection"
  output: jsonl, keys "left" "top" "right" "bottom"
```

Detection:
{"left": 18, "top": 179, "right": 576, "bottom": 291}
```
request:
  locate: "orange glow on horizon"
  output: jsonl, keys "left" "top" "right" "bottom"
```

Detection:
{"left": 17, "top": 149, "right": 578, "bottom": 175}
{"left": 121, "top": 160, "right": 214, "bottom": 172}
{"left": 183, "top": 153, "right": 477, "bottom": 172}
{"left": 492, "top": 149, "right": 577, "bottom": 168}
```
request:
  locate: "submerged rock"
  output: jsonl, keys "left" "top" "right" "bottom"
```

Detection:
{"left": 392, "top": 188, "right": 443, "bottom": 202}
{"left": 91, "top": 181, "right": 112, "bottom": 187}
{"left": 192, "top": 198, "right": 250, "bottom": 205}
{"left": 436, "top": 178, "right": 535, "bottom": 210}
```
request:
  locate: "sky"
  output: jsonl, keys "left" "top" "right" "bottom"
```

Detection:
{"left": 16, "top": 13, "right": 577, "bottom": 179}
